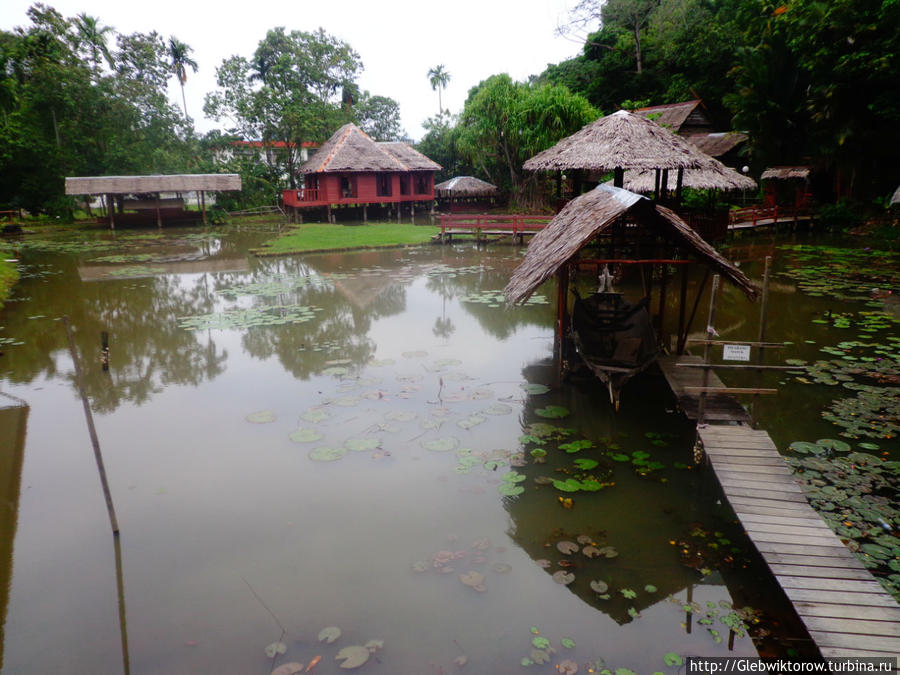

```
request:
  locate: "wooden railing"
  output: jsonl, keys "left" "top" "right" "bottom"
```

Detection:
{"left": 438, "top": 214, "right": 551, "bottom": 242}
{"left": 294, "top": 188, "right": 320, "bottom": 203}
{"left": 729, "top": 204, "right": 812, "bottom": 228}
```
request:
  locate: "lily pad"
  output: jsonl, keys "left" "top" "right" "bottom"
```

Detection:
{"left": 498, "top": 483, "right": 525, "bottom": 497}
{"left": 308, "top": 446, "right": 347, "bottom": 462}
{"left": 290, "top": 427, "right": 323, "bottom": 443}
{"left": 552, "top": 570, "right": 575, "bottom": 585}
{"left": 422, "top": 437, "right": 459, "bottom": 452}
{"left": 264, "top": 641, "right": 287, "bottom": 658}
{"left": 590, "top": 580, "right": 609, "bottom": 593}
{"left": 520, "top": 383, "right": 550, "bottom": 395}
{"left": 561, "top": 637, "right": 576, "bottom": 648}
{"left": 301, "top": 408, "right": 330, "bottom": 423}
{"left": 535, "top": 405, "right": 570, "bottom": 419}
{"left": 532, "top": 636, "right": 551, "bottom": 649}
{"left": 335, "top": 645, "right": 370, "bottom": 669}
{"left": 557, "top": 540, "right": 580, "bottom": 554}
{"left": 459, "top": 571, "right": 486, "bottom": 590}
{"left": 573, "top": 458, "right": 599, "bottom": 470}
{"left": 344, "top": 438, "right": 382, "bottom": 452}
{"left": 246, "top": 410, "right": 276, "bottom": 424}
{"left": 271, "top": 663, "right": 305, "bottom": 675}
{"left": 582, "top": 546, "right": 601, "bottom": 558}
{"left": 558, "top": 659, "right": 579, "bottom": 675}
{"left": 816, "top": 438, "right": 851, "bottom": 452}
{"left": 318, "top": 626, "right": 342, "bottom": 643}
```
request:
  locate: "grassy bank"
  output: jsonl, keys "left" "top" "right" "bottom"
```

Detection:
{"left": 0, "top": 244, "right": 19, "bottom": 311}
{"left": 252, "top": 222, "right": 440, "bottom": 256}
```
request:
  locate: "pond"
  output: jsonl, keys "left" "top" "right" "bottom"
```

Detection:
{"left": 0, "top": 225, "right": 895, "bottom": 674}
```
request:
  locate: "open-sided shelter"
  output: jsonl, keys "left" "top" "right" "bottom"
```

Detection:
{"left": 65, "top": 174, "right": 241, "bottom": 229}
{"left": 504, "top": 184, "right": 756, "bottom": 402}
{"left": 281, "top": 123, "right": 440, "bottom": 222}
{"left": 434, "top": 176, "right": 500, "bottom": 212}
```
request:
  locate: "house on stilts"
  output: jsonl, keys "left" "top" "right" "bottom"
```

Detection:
{"left": 282, "top": 123, "right": 441, "bottom": 222}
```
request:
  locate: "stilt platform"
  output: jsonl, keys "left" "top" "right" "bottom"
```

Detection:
{"left": 657, "top": 355, "right": 752, "bottom": 423}
{"left": 697, "top": 425, "right": 900, "bottom": 661}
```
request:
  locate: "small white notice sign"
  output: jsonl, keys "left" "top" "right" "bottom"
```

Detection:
{"left": 723, "top": 344, "right": 751, "bottom": 361}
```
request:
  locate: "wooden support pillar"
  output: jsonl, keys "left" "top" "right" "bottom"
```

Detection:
{"left": 411, "top": 202, "right": 415, "bottom": 220}
{"left": 362, "top": 203, "right": 368, "bottom": 223}
{"left": 751, "top": 256, "right": 773, "bottom": 426}
{"left": 676, "top": 264, "right": 689, "bottom": 354}
{"left": 155, "top": 193, "right": 162, "bottom": 229}
{"left": 613, "top": 167, "right": 624, "bottom": 188}
{"left": 200, "top": 190, "right": 207, "bottom": 226}
{"left": 654, "top": 169, "right": 661, "bottom": 201}
{"left": 678, "top": 268, "right": 710, "bottom": 354}
{"left": 327, "top": 204, "right": 332, "bottom": 223}
{"left": 107, "top": 194, "right": 115, "bottom": 231}
{"left": 661, "top": 169, "right": 669, "bottom": 201}
{"left": 675, "top": 168, "right": 684, "bottom": 206}
{"left": 555, "top": 265, "right": 571, "bottom": 375}
{"left": 556, "top": 170, "right": 562, "bottom": 199}
{"left": 696, "top": 275, "right": 720, "bottom": 424}
{"left": 657, "top": 262, "right": 669, "bottom": 348}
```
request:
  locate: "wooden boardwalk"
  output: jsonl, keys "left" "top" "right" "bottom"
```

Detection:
{"left": 697, "top": 424, "right": 900, "bottom": 661}
{"left": 658, "top": 355, "right": 752, "bottom": 423}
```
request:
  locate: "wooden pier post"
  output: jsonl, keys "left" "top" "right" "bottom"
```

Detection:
{"left": 696, "top": 275, "right": 720, "bottom": 424}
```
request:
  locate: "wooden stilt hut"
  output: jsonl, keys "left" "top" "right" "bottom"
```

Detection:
{"left": 434, "top": 176, "right": 499, "bottom": 212}
{"left": 504, "top": 184, "right": 757, "bottom": 407}
{"left": 523, "top": 109, "right": 728, "bottom": 208}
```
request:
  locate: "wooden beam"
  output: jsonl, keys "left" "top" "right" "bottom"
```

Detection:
{"left": 685, "top": 387, "right": 778, "bottom": 395}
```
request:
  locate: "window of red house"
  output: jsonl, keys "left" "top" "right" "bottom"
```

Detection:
{"left": 340, "top": 176, "right": 356, "bottom": 198}
{"left": 377, "top": 174, "right": 392, "bottom": 197}
{"left": 399, "top": 175, "right": 410, "bottom": 195}
{"left": 414, "top": 175, "right": 429, "bottom": 195}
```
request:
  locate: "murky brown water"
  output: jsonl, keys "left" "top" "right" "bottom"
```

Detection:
{"left": 3, "top": 224, "right": 891, "bottom": 674}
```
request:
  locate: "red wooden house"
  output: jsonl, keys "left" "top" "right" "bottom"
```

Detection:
{"left": 282, "top": 123, "right": 441, "bottom": 220}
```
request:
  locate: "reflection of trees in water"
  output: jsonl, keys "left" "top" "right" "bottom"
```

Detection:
{"left": 2, "top": 255, "right": 226, "bottom": 413}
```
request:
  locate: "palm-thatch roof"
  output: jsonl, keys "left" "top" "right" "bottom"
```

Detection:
{"left": 891, "top": 185, "right": 900, "bottom": 206}
{"left": 504, "top": 185, "right": 757, "bottom": 305}
{"left": 434, "top": 176, "right": 499, "bottom": 197}
{"left": 760, "top": 166, "right": 810, "bottom": 181}
{"left": 618, "top": 164, "right": 757, "bottom": 193}
{"left": 65, "top": 174, "right": 241, "bottom": 195}
{"left": 523, "top": 110, "right": 724, "bottom": 174}
{"left": 299, "top": 124, "right": 440, "bottom": 174}
{"left": 684, "top": 132, "right": 748, "bottom": 158}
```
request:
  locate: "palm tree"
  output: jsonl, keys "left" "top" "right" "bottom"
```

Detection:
{"left": 427, "top": 65, "right": 450, "bottom": 114}
{"left": 168, "top": 37, "right": 198, "bottom": 118}
{"left": 74, "top": 13, "right": 113, "bottom": 73}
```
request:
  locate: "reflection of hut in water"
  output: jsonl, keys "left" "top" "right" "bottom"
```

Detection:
{"left": 0, "top": 395, "right": 28, "bottom": 660}
{"left": 759, "top": 166, "right": 812, "bottom": 211}
{"left": 434, "top": 176, "right": 500, "bottom": 213}
{"left": 504, "top": 185, "right": 756, "bottom": 407}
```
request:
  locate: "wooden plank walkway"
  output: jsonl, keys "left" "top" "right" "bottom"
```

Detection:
{"left": 658, "top": 355, "right": 752, "bottom": 423}
{"left": 698, "top": 424, "right": 900, "bottom": 661}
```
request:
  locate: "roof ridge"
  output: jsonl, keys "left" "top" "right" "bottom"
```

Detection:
{"left": 375, "top": 140, "right": 409, "bottom": 171}
{"left": 317, "top": 124, "right": 356, "bottom": 172}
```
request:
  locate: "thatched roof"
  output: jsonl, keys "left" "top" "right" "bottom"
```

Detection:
{"left": 504, "top": 185, "right": 757, "bottom": 305}
{"left": 891, "top": 185, "right": 900, "bottom": 206}
{"left": 434, "top": 176, "right": 499, "bottom": 197}
{"left": 685, "top": 132, "right": 748, "bottom": 158}
{"left": 634, "top": 100, "right": 707, "bottom": 132}
{"left": 299, "top": 124, "right": 439, "bottom": 174}
{"left": 65, "top": 174, "right": 241, "bottom": 195}
{"left": 760, "top": 166, "right": 810, "bottom": 180}
{"left": 618, "top": 164, "right": 757, "bottom": 193}
{"left": 523, "top": 110, "right": 724, "bottom": 173}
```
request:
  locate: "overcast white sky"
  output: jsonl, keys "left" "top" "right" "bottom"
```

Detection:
{"left": 1, "top": 0, "right": 590, "bottom": 141}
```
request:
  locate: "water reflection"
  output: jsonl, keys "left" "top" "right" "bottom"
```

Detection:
{"left": 0, "top": 397, "right": 27, "bottom": 672}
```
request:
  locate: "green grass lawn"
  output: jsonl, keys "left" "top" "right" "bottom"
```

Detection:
{"left": 0, "top": 244, "right": 19, "bottom": 311}
{"left": 253, "top": 222, "right": 441, "bottom": 256}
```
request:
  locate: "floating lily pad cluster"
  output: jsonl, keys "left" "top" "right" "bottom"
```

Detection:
{"left": 786, "top": 446, "right": 900, "bottom": 599}
{"left": 89, "top": 253, "right": 159, "bottom": 264}
{"left": 672, "top": 524, "right": 745, "bottom": 574}
{"left": 264, "top": 625, "right": 384, "bottom": 672}
{"left": 777, "top": 244, "right": 900, "bottom": 302}
{"left": 105, "top": 265, "right": 167, "bottom": 277}
{"left": 178, "top": 303, "right": 323, "bottom": 330}
{"left": 520, "top": 626, "right": 577, "bottom": 668}
{"left": 459, "top": 290, "right": 548, "bottom": 307}
{"left": 410, "top": 535, "right": 512, "bottom": 595}
{"left": 788, "top": 337, "right": 900, "bottom": 440}
{"left": 665, "top": 596, "right": 760, "bottom": 645}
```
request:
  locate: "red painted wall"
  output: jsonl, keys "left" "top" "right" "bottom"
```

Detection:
{"left": 282, "top": 171, "right": 435, "bottom": 208}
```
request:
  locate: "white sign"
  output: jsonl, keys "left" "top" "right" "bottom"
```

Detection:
{"left": 723, "top": 344, "right": 751, "bottom": 361}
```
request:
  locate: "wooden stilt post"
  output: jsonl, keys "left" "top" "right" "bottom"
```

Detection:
{"left": 107, "top": 194, "right": 115, "bottom": 230}
{"left": 661, "top": 170, "right": 669, "bottom": 201}
{"left": 201, "top": 190, "right": 207, "bottom": 226}
{"left": 677, "top": 269, "right": 710, "bottom": 354}
{"left": 555, "top": 265, "right": 570, "bottom": 376}
{"left": 676, "top": 264, "right": 689, "bottom": 354}
{"left": 654, "top": 169, "right": 661, "bottom": 201}
{"left": 362, "top": 203, "right": 368, "bottom": 223}
{"left": 155, "top": 193, "right": 162, "bottom": 229}
{"left": 751, "top": 256, "right": 772, "bottom": 426}
{"left": 675, "top": 168, "right": 684, "bottom": 206}
{"left": 613, "top": 167, "right": 624, "bottom": 188}
{"left": 696, "top": 275, "right": 720, "bottom": 424}
{"left": 658, "top": 262, "right": 669, "bottom": 349}
{"left": 327, "top": 205, "right": 332, "bottom": 223}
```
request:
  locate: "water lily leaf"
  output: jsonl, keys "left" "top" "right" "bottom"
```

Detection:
{"left": 492, "top": 562, "right": 512, "bottom": 573}
{"left": 552, "top": 478, "right": 581, "bottom": 493}
{"left": 483, "top": 402, "right": 514, "bottom": 415}
{"left": 582, "top": 546, "right": 601, "bottom": 558}
{"left": 335, "top": 645, "right": 370, "bottom": 669}
{"left": 290, "top": 427, "right": 323, "bottom": 443}
{"left": 522, "top": 657, "right": 534, "bottom": 666}
{"left": 301, "top": 408, "right": 330, "bottom": 423}
{"left": 422, "top": 437, "right": 459, "bottom": 452}
{"left": 264, "top": 641, "right": 287, "bottom": 658}
{"left": 457, "top": 414, "right": 487, "bottom": 430}
{"left": 385, "top": 410, "right": 417, "bottom": 422}
{"left": 344, "top": 438, "right": 382, "bottom": 452}
{"left": 560, "top": 439, "right": 593, "bottom": 453}
{"left": 532, "top": 636, "right": 551, "bottom": 649}
{"left": 816, "top": 438, "right": 851, "bottom": 452}
{"left": 498, "top": 483, "right": 525, "bottom": 497}
{"left": 459, "top": 571, "right": 486, "bottom": 590}
{"left": 365, "top": 640, "right": 384, "bottom": 652}
{"left": 552, "top": 570, "right": 575, "bottom": 585}
{"left": 557, "top": 540, "right": 580, "bottom": 554}
{"left": 597, "top": 546, "right": 618, "bottom": 558}
{"left": 318, "top": 626, "right": 342, "bottom": 643}
{"left": 558, "top": 659, "right": 579, "bottom": 675}
{"left": 788, "top": 441, "right": 822, "bottom": 455}
{"left": 535, "top": 405, "right": 570, "bottom": 419}
{"left": 561, "top": 638, "right": 576, "bottom": 648}
{"left": 531, "top": 648, "right": 551, "bottom": 664}
{"left": 573, "top": 458, "right": 599, "bottom": 470}
{"left": 308, "top": 446, "right": 347, "bottom": 462}
{"left": 271, "top": 663, "right": 305, "bottom": 675}
{"left": 590, "top": 580, "right": 608, "bottom": 593}
{"left": 246, "top": 410, "right": 276, "bottom": 424}
{"left": 644, "top": 584, "right": 658, "bottom": 593}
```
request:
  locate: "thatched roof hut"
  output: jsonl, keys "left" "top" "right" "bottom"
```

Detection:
{"left": 504, "top": 184, "right": 757, "bottom": 305}
{"left": 65, "top": 174, "right": 241, "bottom": 195}
{"left": 299, "top": 124, "right": 439, "bottom": 174}
{"left": 634, "top": 100, "right": 710, "bottom": 133}
{"left": 523, "top": 110, "right": 724, "bottom": 174}
{"left": 618, "top": 164, "right": 757, "bottom": 193}
{"left": 760, "top": 166, "right": 810, "bottom": 181}
{"left": 434, "top": 176, "right": 499, "bottom": 197}
{"left": 685, "top": 132, "right": 748, "bottom": 159}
